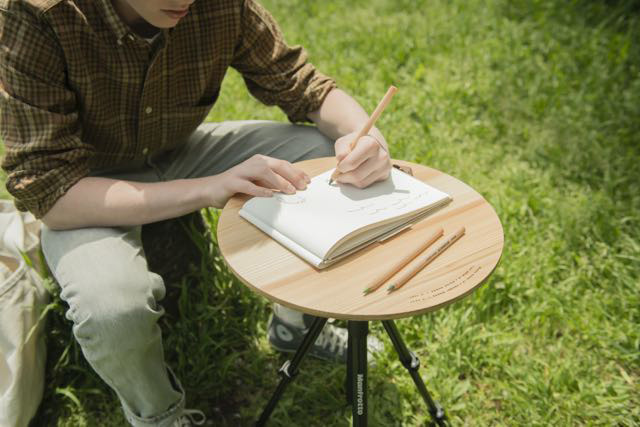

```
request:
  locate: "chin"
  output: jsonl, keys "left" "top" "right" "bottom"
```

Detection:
{"left": 145, "top": 13, "right": 181, "bottom": 28}
{"left": 153, "top": 19, "right": 180, "bottom": 29}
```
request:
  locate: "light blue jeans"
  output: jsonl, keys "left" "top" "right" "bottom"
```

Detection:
{"left": 41, "top": 121, "right": 334, "bottom": 426}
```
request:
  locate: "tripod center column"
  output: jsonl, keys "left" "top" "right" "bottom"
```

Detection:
{"left": 348, "top": 321, "right": 369, "bottom": 426}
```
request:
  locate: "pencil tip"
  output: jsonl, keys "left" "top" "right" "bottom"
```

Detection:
{"left": 363, "top": 289, "right": 370, "bottom": 295}
{"left": 387, "top": 285, "right": 395, "bottom": 292}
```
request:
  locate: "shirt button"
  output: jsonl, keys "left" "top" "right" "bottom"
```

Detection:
{"left": 117, "top": 39, "right": 123, "bottom": 46}
{"left": 145, "top": 106, "right": 153, "bottom": 114}
{"left": 142, "top": 147, "right": 149, "bottom": 155}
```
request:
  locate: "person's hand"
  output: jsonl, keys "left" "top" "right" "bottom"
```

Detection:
{"left": 205, "top": 154, "right": 311, "bottom": 208}
{"left": 334, "top": 132, "right": 391, "bottom": 188}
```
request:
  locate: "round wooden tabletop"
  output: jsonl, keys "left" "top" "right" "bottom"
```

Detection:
{"left": 217, "top": 158, "right": 504, "bottom": 320}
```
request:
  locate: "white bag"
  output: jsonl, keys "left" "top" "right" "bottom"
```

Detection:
{"left": 0, "top": 200, "right": 48, "bottom": 427}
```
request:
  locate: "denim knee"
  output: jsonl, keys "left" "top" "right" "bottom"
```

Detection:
{"left": 63, "top": 271, "right": 165, "bottom": 354}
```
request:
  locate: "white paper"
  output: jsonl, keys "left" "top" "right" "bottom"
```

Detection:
{"left": 239, "top": 168, "right": 451, "bottom": 265}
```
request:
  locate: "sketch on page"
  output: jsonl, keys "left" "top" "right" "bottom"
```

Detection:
{"left": 344, "top": 191, "right": 430, "bottom": 216}
{"left": 274, "top": 194, "right": 306, "bottom": 204}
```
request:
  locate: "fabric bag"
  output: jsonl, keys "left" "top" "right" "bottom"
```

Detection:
{"left": 0, "top": 200, "right": 48, "bottom": 427}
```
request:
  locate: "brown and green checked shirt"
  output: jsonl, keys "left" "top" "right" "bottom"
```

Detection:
{"left": 0, "top": 0, "right": 336, "bottom": 218}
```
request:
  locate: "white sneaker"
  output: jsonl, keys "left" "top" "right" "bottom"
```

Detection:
{"left": 268, "top": 315, "right": 384, "bottom": 363}
{"left": 172, "top": 409, "right": 206, "bottom": 427}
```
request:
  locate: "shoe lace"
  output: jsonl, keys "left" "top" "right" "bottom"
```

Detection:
{"left": 175, "top": 409, "right": 206, "bottom": 426}
{"left": 315, "top": 324, "right": 348, "bottom": 357}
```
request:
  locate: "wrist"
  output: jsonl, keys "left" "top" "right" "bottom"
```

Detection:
{"left": 201, "top": 173, "right": 232, "bottom": 209}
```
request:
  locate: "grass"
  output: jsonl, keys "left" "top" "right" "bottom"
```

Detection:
{"left": 6, "top": 0, "right": 639, "bottom": 425}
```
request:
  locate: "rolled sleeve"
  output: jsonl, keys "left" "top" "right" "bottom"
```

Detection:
{"left": 0, "top": 5, "right": 93, "bottom": 218}
{"left": 231, "top": 0, "right": 337, "bottom": 123}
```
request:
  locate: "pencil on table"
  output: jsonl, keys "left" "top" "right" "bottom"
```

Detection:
{"left": 387, "top": 226, "right": 466, "bottom": 293}
{"left": 328, "top": 85, "right": 398, "bottom": 185}
{"left": 363, "top": 227, "right": 443, "bottom": 295}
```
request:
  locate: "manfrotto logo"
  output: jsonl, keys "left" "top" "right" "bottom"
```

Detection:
{"left": 356, "top": 374, "right": 364, "bottom": 415}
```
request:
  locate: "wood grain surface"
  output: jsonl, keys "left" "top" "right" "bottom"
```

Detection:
{"left": 217, "top": 158, "right": 504, "bottom": 320}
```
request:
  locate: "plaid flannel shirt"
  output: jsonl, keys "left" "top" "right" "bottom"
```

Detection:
{"left": 0, "top": 0, "right": 336, "bottom": 218}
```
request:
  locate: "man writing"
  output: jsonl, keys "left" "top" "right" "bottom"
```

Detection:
{"left": 0, "top": 0, "right": 390, "bottom": 425}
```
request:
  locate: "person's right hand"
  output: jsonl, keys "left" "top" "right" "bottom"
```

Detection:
{"left": 205, "top": 154, "right": 311, "bottom": 208}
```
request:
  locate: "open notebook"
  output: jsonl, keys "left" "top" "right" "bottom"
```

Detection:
{"left": 238, "top": 167, "right": 452, "bottom": 269}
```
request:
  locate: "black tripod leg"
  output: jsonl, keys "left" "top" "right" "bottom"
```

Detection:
{"left": 348, "top": 321, "right": 368, "bottom": 427}
{"left": 256, "top": 316, "right": 328, "bottom": 426}
{"left": 382, "top": 320, "right": 448, "bottom": 427}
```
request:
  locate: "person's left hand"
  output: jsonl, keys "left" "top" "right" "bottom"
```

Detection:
{"left": 333, "top": 132, "right": 391, "bottom": 188}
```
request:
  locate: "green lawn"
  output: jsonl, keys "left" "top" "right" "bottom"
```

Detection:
{"left": 16, "top": 0, "right": 640, "bottom": 425}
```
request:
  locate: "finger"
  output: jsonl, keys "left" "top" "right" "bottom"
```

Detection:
{"left": 336, "top": 136, "right": 379, "bottom": 173}
{"left": 334, "top": 135, "right": 354, "bottom": 162}
{"left": 336, "top": 155, "right": 376, "bottom": 185}
{"left": 338, "top": 148, "right": 391, "bottom": 187}
{"left": 269, "top": 159, "right": 309, "bottom": 190}
{"left": 359, "top": 166, "right": 390, "bottom": 188}
{"left": 243, "top": 155, "right": 298, "bottom": 193}
{"left": 256, "top": 169, "right": 298, "bottom": 194}
{"left": 233, "top": 179, "right": 274, "bottom": 198}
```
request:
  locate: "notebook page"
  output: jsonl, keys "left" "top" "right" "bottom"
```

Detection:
{"left": 239, "top": 168, "right": 451, "bottom": 261}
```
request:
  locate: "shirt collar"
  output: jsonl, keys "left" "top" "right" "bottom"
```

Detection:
{"left": 98, "top": 0, "right": 131, "bottom": 44}
{"left": 98, "top": 0, "right": 172, "bottom": 46}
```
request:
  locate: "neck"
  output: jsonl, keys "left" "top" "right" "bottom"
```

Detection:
{"left": 111, "top": 0, "right": 160, "bottom": 38}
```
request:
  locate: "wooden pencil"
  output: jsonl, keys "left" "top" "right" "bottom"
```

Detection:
{"left": 363, "top": 227, "right": 443, "bottom": 295}
{"left": 387, "top": 226, "right": 466, "bottom": 293}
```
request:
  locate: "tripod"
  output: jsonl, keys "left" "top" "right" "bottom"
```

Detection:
{"left": 256, "top": 316, "right": 448, "bottom": 426}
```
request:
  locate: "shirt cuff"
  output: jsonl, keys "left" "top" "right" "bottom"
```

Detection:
{"left": 9, "top": 161, "right": 90, "bottom": 219}
{"left": 285, "top": 72, "right": 337, "bottom": 123}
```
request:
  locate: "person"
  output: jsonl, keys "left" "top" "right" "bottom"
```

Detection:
{"left": 0, "top": 0, "right": 391, "bottom": 425}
